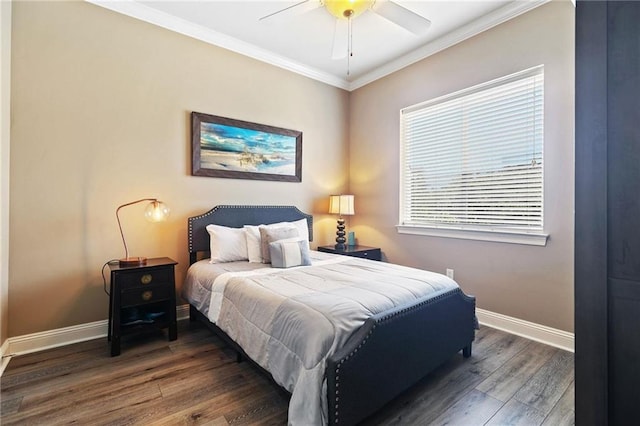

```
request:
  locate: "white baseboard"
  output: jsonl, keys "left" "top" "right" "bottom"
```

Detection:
{"left": 0, "top": 305, "right": 573, "bottom": 376}
{"left": 176, "top": 304, "right": 190, "bottom": 320}
{"left": 0, "top": 338, "right": 9, "bottom": 375}
{"left": 1, "top": 304, "right": 191, "bottom": 360}
{"left": 7, "top": 319, "right": 109, "bottom": 357}
{"left": 476, "top": 308, "right": 574, "bottom": 353}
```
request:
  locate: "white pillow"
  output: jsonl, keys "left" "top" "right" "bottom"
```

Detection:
{"left": 259, "top": 225, "right": 299, "bottom": 264}
{"left": 268, "top": 218, "right": 310, "bottom": 241}
{"left": 244, "top": 225, "right": 263, "bottom": 263}
{"left": 206, "top": 224, "right": 248, "bottom": 263}
{"left": 244, "top": 218, "right": 309, "bottom": 263}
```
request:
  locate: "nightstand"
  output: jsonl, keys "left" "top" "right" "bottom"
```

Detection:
{"left": 108, "top": 257, "right": 178, "bottom": 356}
{"left": 317, "top": 245, "right": 382, "bottom": 261}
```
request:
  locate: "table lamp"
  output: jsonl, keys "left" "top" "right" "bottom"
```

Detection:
{"left": 329, "top": 194, "right": 354, "bottom": 250}
{"left": 116, "top": 198, "right": 170, "bottom": 267}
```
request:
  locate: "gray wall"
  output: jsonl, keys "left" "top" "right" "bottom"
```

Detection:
{"left": 349, "top": 1, "right": 575, "bottom": 332}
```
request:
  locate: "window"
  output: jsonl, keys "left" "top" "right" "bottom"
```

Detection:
{"left": 398, "top": 66, "right": 547, "bottom": 245}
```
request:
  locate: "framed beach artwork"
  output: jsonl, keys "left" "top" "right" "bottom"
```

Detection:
{"left": 191, "top": 112, "right": 302, "bottom": 182}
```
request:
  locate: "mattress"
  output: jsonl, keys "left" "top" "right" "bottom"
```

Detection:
{"left": 182, "top": 250, "right": 337, "bottom": 316}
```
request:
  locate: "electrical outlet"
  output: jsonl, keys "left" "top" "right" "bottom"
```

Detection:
{"left": 446, "top": 268, "right": 454, "bottom": 279}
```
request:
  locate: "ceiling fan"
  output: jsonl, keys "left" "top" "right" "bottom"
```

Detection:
{"left": 260, "top": 0, "right": 431, "bottom": 64}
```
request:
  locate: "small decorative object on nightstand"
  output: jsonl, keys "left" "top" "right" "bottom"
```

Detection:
{"left": 329, "top": 194, "right": 354, "bottom": 250}
{"left": 107, "top": 257, "right": 178, "bottom": 356}
{"left": 318, "top": 244, "right": 382, "bottom": 261}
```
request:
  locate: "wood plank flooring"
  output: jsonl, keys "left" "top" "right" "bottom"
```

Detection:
{"left": 1, "top": 320, "right": 574, "bottom": 425}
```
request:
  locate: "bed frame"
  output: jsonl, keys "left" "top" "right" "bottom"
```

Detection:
{"left": 187, "top": 205, "right": 476, "bottom": 425}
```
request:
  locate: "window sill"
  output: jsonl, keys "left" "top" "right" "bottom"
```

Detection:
{"left": 396, "top": 225, "right": 548, "bottom": 246}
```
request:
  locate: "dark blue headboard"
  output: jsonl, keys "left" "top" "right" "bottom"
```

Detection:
{"left": 188, "top": 205, "right": 313, "bottom": 264}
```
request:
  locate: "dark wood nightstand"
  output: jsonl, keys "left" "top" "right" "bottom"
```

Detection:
{"left": 317, "top": 245, "right": 382, "bottom": 261}
{"left": 108, "top": 257, "right": 178, "bottom": 356}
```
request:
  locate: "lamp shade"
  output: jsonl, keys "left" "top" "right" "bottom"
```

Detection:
{"left": 329, "top": 195, "right": 355, "bottom": 216}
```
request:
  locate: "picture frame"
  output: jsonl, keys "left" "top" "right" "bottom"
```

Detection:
{"left": 191, "top": 112, "right": 302, "bottom": 182}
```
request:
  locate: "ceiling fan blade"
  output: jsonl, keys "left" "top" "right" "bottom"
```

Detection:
{"left": 259, "top": 0, "right": 322, "bottom": 23}
{"left": 332, "top": 19, "right": 349, "bottom": 59}
{"left": 372, "top": 1, "right": 431, "bottom": 35}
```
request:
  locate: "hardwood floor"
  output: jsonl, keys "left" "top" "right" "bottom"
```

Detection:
{"left": 0, "top": 320, "right": 574, "bottom": 425}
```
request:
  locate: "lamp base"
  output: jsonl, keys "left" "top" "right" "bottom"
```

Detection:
{"left": 335, "top": 217, "right": 347, "bottom": 250}
{"left": 119, "top": 257, "right": 147, "bottom": 267}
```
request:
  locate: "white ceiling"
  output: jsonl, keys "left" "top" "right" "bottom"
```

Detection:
{"left": 89, "top": 0, "right": 548, "bottom": 91}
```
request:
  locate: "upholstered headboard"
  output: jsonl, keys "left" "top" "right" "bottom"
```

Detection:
{"left": 187, "top": 205, "right": 313, "bottom": 264}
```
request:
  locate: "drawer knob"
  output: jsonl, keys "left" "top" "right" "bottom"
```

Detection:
{"left": 141, "top": 274, "right": 153, "bottom": 285}
{"left": 141, "top": 290, "right": 153, "bottom": 301}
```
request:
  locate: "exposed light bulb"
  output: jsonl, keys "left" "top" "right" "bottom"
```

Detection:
{"left": 144, "top": 201, "right": 170, "bottom": 223}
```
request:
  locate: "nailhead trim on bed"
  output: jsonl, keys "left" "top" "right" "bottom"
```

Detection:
{"left": 188, "top": 205, "right": 313, "bottom": 254}
{"left": 331, "top": 288, "right": 474, "bottom": 423}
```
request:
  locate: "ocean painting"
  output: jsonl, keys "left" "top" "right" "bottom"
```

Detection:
{"left": 191, "top": 112, "right": 302, "bottom": 182}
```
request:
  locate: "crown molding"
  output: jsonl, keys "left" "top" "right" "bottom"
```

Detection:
{"left": 349, "top": 0, "right": 551, "bottom": 90}
{"left": 86, "top": 0, "right": 351, "bottom": 91}
{"left": 86, "top": 0, "right": 549, "bottom": 92}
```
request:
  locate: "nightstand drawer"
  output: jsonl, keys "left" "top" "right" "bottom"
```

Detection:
{"left": 317, "top": 245, "right": 382, "bottom": 261}
{"left": 118, "top": 268, "right": 174, "bottom": 290}
{"left": 121, "top": 285, "right": 172, "bottom": 307}
{"left": 352, "top": 249, "right": 381, "bottom": 261}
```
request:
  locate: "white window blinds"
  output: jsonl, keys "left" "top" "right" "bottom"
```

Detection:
{"left": 400, "top": 66, "right": 544, "bottom": 233}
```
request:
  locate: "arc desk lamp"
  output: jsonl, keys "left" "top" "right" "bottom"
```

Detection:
{"left": 116, "top": 198, "right": 170, "bottom": 267}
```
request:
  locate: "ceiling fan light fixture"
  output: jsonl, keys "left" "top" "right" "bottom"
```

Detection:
{"left": 324, "top": 0, "right": 373, "bottom": 20}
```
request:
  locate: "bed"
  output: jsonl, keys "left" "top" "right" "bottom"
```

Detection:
{"left": 183, "top": 205, "right": 476, "bottom": 425}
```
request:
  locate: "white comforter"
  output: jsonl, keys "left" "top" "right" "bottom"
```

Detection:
{"left": 207, "top": 255, "right": 459, "bottom": 425}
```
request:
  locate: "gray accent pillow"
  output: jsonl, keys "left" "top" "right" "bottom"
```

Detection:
{"left": 269, "top": 238, "right": 312, "bottom": 268}
{"left": 259, "top": 225, "right": 299, "bottom": 263}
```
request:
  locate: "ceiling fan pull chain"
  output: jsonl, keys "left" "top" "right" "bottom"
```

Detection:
{"left": 349, "top": 17, "right": 353, "bottom": 57}
{"left": 347, "top": 17, "right": 352, "bottom": 76}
